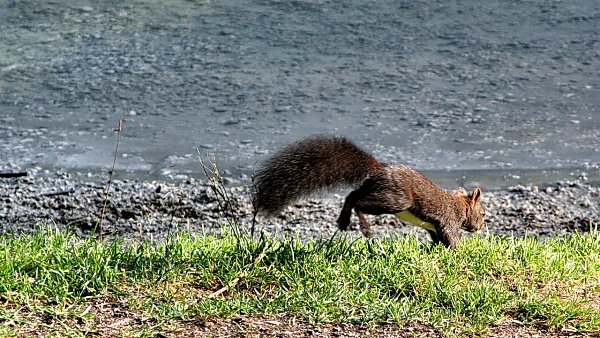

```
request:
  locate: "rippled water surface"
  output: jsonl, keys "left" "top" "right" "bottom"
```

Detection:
{"left": 1, "top": 0, "right": 599, "bottom": 186}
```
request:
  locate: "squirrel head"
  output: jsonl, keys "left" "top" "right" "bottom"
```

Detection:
{"left": 461, "top": 187, "right": 485, "bottom": 233}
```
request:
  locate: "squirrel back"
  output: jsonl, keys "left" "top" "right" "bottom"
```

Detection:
{"left": 252, "top": 135, "right": 380, "bottom": 216}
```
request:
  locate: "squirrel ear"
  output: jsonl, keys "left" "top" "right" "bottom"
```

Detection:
{"left": 454, "top": 187, "right": 468, "bottom": 197}
{"left": 470, "top": 187, "right": 481, "bottom": 204}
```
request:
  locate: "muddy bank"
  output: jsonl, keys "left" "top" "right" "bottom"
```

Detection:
{"left": 1, "top": 171, "right": 597, "bottom": 243}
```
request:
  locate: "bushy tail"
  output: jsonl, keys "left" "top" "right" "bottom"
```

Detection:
{"left": 252, "top": 135, "right": 380, "bottom": 216}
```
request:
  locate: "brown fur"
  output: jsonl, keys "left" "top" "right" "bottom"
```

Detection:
{"left": 252, "top": 135, "right": 485, "bottom": 248}
{"left": 252, "top": 135, "right": 380, "bottom": 215}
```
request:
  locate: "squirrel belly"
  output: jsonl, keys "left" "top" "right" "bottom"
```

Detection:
{"left": 251, "top": 135, "right": 486, "bottom": 248}
{"left": 395, "top": 211, "right": 436, "bottom": 232}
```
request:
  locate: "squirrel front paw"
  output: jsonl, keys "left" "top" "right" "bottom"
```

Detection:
{"left": 360, "top": 226, "right": 373, "bottom": 238}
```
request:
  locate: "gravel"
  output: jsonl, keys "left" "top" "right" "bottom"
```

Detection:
{"left": 1, "top": 171, "right": 598, "bottom": 243}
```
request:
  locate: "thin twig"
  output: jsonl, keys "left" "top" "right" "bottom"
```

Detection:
{"left": 99, "top": 120, "right": 122, "bottom": 242}
{"left": 0, "top": 171, "right": 27, "bottom": 178}
{"left": 41, "top": 189, "right": 75, "bottom": 197}
{"left": 207, "top": 275, "right": 245, "bottom": 299}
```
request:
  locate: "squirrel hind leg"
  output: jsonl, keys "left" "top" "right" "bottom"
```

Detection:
{"left": 356, "top": 211, "right": 373, "bottom": 238}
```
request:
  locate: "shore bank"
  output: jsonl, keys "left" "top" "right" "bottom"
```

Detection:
{"left": 1, "top": 171, "right": 597, "bottom": 242}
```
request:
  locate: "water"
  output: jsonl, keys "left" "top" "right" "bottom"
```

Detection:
{"left": 1, "top": 0, "right": 599, "bottom": 187}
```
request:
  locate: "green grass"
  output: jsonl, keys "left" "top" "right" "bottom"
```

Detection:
{"left": 1, "top": 227, "right": 599, "bottom": 336}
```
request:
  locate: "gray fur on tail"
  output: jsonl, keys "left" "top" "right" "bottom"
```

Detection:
{"left": 251, "top": 135, "right": 380, "bottom": 216}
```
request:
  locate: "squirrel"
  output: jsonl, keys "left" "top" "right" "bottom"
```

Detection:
{"left": 251, "top": 135, "right": 485, "bottom": 248}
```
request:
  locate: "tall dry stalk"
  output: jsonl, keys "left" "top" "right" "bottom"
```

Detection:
{"left": 99, "top": 119, "right": 123, "bottom": 241}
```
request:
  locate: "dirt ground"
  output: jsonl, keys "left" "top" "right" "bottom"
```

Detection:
{"left": 4, "top": 296, "right": 594, "bottom": 338}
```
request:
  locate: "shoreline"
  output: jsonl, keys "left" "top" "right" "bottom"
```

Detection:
{"left": 1, "top": 169, "right": 598, "bottom": 243}
{"left": 3, "top": 162, "right": 599, "bottom": 189}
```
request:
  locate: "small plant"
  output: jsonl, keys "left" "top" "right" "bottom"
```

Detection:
{"left": 197, "top": 150, "right": 241, "bottom": 234}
